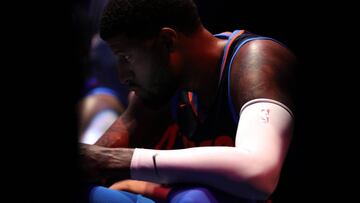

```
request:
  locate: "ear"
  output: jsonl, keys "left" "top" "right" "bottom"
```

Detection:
{"left": 159, "top": 27, "right": 178, "bottom": 52}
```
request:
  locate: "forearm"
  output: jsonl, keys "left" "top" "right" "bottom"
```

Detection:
{"left": 101, "top": 148, "right": 134, "bottom": 180}
{"left": 130, "top": 147, "right": 277, "bottom": 200}
{"left": 79, "top": 144, "right": 134, "bottom": 181}
{"left": 81, "top": 145, "right": 276, "bottom": 200}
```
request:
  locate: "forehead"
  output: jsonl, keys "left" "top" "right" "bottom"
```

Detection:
{"left": 107, "top": 35, "right": 136, "bottom": 52}
{"left": 107, "top": 35, "right": 153, "bottom": 53}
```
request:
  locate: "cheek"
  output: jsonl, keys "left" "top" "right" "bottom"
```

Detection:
{"left": 153, "top": 57, "right": 174, "bottom": 86}
{"left": 133, "top": 64, "right": 150, "bottom": 84}
{"left": 135, "top": 47, "right": 173, "bottom": 89}
{"left": 146, "top": 52, "right": 170, "bottom": 84}
{"left": 131, "top": 55, "right": 153, "bottom": 85}
{"left": 168, "top": 52, "right": 182, "bottom": 75}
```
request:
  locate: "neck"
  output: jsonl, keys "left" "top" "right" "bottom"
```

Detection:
{"left": 180, "top": 26, "right": 228, "bottom": 110}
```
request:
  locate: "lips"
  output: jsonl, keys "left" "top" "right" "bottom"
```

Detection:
{"left": 129, "top": 85, "right": 138, "bottom": 91}
{"left": 129, "top": 84, "right": 141, "bottom": 92}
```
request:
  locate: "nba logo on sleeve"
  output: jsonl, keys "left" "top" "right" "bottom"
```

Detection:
{"left": 260, "top": 109, "right": 270, "bottom": 123}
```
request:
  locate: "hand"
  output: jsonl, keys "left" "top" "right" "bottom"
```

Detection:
{"left": 110, "top": 179, "right": 171, "bottom": 200}
{"left": 79, "top": 143, "right": 134, "bottom": 183}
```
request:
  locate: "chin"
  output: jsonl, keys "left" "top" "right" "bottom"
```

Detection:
{"left": 139, "top": 95, "right": 170, "bottom": 109}
{"left": 138, "top": 89, "right": 175, "bottom": 110}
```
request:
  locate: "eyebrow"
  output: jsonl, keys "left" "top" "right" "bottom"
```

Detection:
{"left": 109, "top": 44, "right": 127, "bottom": 53}
{"left": 114, "top": 50, "right": 128, "bottom": 56}
{"left": 110, "top": 42, "right": 129, "bottom": 53}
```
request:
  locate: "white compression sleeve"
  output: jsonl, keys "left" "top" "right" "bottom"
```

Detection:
{"left": 130, "top": 99, "right": 293, "bottom": 199}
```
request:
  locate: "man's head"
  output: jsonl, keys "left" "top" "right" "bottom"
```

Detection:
{"left": 100, "top": 0, "right": 202, "bottom": 108}
{"left": 100, "top": 0, "right": 200, "bottom": 40}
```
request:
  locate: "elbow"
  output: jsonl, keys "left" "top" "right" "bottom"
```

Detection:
{"left": 230, "top": 159, "right": 281, "bottom": 200}
{"left": 258, "top": 172, "right": 279, "bottom": 199}
{"left": 248, "top": 165, "right": 281, "bottom": 200}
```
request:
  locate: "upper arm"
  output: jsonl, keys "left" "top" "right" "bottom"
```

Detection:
{"left": 229, "top": 39, "right": 296, "bottom": 193}
{"left": 230, "top": 39, "right": 296, "bottom": 112}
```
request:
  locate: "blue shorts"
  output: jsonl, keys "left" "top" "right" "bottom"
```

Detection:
{"left": 86, "top": 186, "right": 256, "bottom": 203}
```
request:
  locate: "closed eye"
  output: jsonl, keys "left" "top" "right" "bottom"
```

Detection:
{"left": 116, "top": 54, "right": 132, "bottom": 64}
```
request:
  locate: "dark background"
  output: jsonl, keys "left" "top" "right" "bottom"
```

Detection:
{"left": 8, "top": 0, "right": 356, "bottom": 202}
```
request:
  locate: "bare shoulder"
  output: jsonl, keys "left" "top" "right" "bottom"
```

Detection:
{"left": 230, "top": 39, "right": 297, "bottom": 113}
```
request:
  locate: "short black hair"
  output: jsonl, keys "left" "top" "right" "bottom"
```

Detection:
{"left": 100, "top": 0, "right": 201, "bottom": 40}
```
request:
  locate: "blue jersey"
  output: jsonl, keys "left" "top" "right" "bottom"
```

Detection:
{"left": 85, "top": 30, "right": 282, "bottom": 151}
{"left": 156, "top": 30, "right": 281, "bottom": 149}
